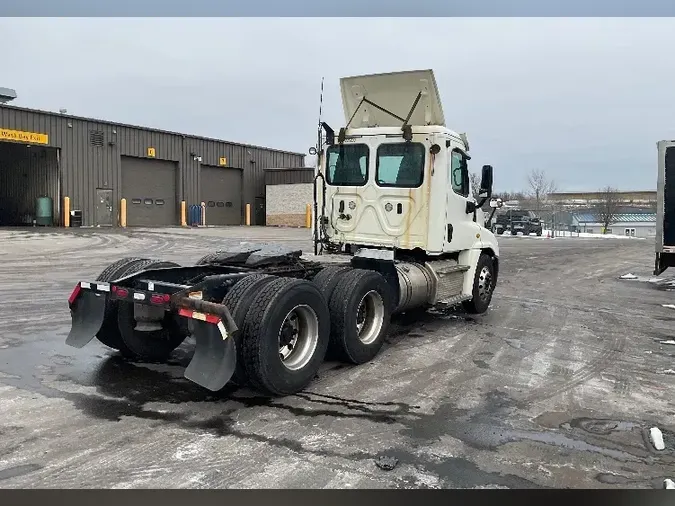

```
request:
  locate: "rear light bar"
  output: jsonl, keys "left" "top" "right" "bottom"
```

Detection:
{"left": 69, "top": 281, "right": 112, "bottom": 305}
{"left": 112, "top": 285, "right": 129, "bottom": 299}
{"left": 178, "top": 308, "right": 228, "bottom": 339}
{"left": 150, "top": 293, "right": 171, "bottom": 304}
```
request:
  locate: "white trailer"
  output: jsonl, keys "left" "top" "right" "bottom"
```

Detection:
{"left": 656, "top": 140, "right": 675, "bottom": 275}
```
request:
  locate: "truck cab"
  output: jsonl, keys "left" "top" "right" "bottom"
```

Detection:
{"left": 315, "top": 69, "right": 498, "bottom": 259}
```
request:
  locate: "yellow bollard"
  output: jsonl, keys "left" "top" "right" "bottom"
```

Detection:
{"left": 180, "top": 201, "right": 187, "bottom": 227}
{"left": 201, "top": 202, "right": 206, "bottom": 226}
{"left": 305, "top": 203, "right": 312, "bottom": 228}
{"left": 120, "top": 198, "right": 127, "bottom": 227}
{"left": 245, "top": 203, "right": 251, "bottom": 226}
{"left": 63, "top": 196, "right": 70, "bottom": 227}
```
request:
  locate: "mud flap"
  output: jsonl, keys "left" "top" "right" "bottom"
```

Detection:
{"left": 65, "top": 291, "right": 107, "bottom": 348}
{"left": 184, "top": 319, "right": 237, "bottom": 391}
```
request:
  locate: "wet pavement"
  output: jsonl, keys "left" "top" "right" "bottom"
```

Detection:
{"left": 0, "top": 226, "right": 674, "bottom": 488}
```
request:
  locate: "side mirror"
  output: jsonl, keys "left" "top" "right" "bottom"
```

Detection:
{"left": 476, "top": 164, "right": 494, "bottom": 209}
{"left": 489, "top": 198, "right": 503, "bottom": 208}
{"left": 321, "top": 122, "right": 335, "bottom": 146}
{"left": 480, "top": 165, "right": 493, "bottom": 195}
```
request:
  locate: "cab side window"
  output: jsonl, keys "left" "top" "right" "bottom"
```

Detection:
{"left": 450, "top": 149, "right": 469, "bottom": 198}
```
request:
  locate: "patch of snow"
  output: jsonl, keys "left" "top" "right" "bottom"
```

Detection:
{"left": 541, "top": 229, "right": 645, "bottom": 240}
{"left": 660, "top": 340, "right": 675, "bottom": 346}
{"left": 663, "top": 304, "right": 675, "bottom": 310}
{"left": 660, "top": 369, "right": 675, "bottom": 375}
{"left": 664, "top": 479, "right": 675, "bottom": 489}
{"left": 650, "top": 427, "right": 666, "bottom": 451}
{"left": 619, "top": 273, "right": 638, "bottom": 280}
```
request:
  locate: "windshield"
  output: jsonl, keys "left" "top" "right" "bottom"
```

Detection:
{"left": 325, "top": 144, "right": 369, "bottom": 186}
{"left": 376, "top": 142, "right": 425, "bottom": 188}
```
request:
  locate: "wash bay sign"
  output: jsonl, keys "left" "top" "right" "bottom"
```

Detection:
{"left": 0, "top": 128, "right": 49, "bottom": 145}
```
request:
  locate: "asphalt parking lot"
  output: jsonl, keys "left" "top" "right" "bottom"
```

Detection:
{"left": 0, "top": 226, "right": 674, "bottom": 489}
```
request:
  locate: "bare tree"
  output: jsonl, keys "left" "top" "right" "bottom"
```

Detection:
{"left": 494, "top": 190, "right": 526, "bottom": 203}
{"left": 596, "top": 186, "right": 620, "bottom": 234}
{"left": 469, "top": 172, "right": 481, "bottom": 201}
{"left": 527, "top": 169, "right": 557, "bottom": 212}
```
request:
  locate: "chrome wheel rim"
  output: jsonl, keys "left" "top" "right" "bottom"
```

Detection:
{"left": 278, "top": 304, "right": 319, "bottom": 371}
{"left": 356, "top": 290, "right": 385, "bottom": 345}
{"left": 477, "top": 265, "right": 493, "bottom": 302}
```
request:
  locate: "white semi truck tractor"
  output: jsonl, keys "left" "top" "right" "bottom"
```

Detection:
{"left": 65, "top": 69, "right": 502, "bottom": 397}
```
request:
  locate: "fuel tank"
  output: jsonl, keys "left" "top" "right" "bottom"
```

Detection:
{"left": 393, "top": 259, "right": 469, "bottom": 313}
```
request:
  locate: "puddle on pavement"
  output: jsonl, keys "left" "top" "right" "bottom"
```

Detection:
{"left": 566, "top": 418, "right": 640, "bottom": 435}
{"left": 0, "top": 463, "right": 43, "bottom": 481}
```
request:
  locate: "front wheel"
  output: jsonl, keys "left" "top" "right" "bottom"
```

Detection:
{"left": 462, "top": 253, "right": 496, "bottom": 314}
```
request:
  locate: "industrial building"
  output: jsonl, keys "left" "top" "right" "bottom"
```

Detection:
{"left": 0, "top": 104, "right": 305, "bottom": 227}
{"left": 571, "top": 211, "right": 656, "bottom": 238}
{"left": 548, "top": 190, "right": 657, "bottom": 207}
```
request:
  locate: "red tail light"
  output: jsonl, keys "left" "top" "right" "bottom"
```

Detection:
{"left": 68, "top": 283, "right": 82, "bottom": 305}
{"left": 150, "top": 293, "right": 171, "bottom": 304}
{"left": 114, "top": 287, "right": 129, "bottom": 298}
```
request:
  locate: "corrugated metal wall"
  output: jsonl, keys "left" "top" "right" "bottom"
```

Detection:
{"left": 0, "top": 143, "right": 60, "bottom": 226}
{"left": 0, "top": 105, "right": 305, "bottom": 226}
{"left": 265, "top": 168, "right": 315, "bottom": 186}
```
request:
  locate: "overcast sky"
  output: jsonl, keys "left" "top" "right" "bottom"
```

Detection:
{"left": 1, "top": 17, "right": 673, "bottom": 192}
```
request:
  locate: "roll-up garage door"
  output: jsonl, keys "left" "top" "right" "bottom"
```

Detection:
{"left": 200, "top": 165, "right": 243, "bottom": 225}
{"left": 121, "top": 156, "right": 178, "bottom": 227}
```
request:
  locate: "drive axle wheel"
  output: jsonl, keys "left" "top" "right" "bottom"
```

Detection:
{"left": 92, "top": 257, "right": 149, "bottom": 353}
{"left": 240, "top": 277, "right": 330, "bottom": 396}
{"left": 327, "top": 269, "right": 393, "bottom": 365}
{"left": 312, "top": 265, "right": 353, "bottom": 301}
{"left": 221, "top": 273, "right": 277, "bottom": 386}
{"left": 277, "top": 305, "right": 320, "bottom": 371}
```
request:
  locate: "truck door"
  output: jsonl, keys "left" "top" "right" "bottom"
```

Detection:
{"left": 444, "top": 147, "right": 482, "bottom": 252}
{"left": 656, "top": 140, "right": 675, "bottom": 274}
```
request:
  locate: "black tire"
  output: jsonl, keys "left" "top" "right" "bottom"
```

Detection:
{"left": 462, "top": 253, "right": 496, "bottom": 315}
{"left": 536, "top": 230, "right": 542, "bottom": 236}
{"left": 94, "top": 257, "right": 148, "bottom": 351}
{"left": 327, "top": 269, "right": 394, "bottom": 365}
{"left": 240, "top": 277, "right": 330, "bottom": 396}
{"left": 221, "top": 273, "right": 278, "bottom": 385}
{"left": 115, "top": 260, "right": 189, "bottom": 362}
{"left": 196, "top": 252, "right": 217, "bottom": 265}
{"left": 312, "top": 265, "right": 353, "bottom": 302}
